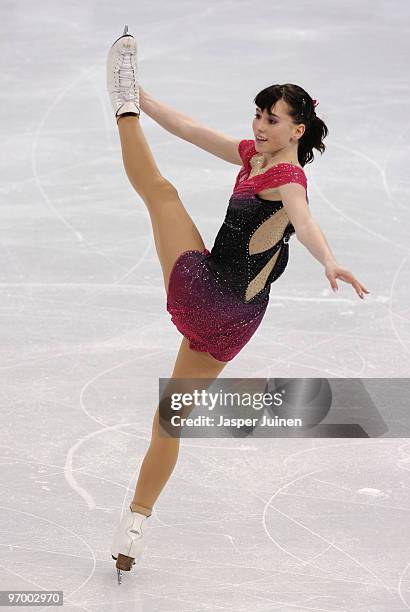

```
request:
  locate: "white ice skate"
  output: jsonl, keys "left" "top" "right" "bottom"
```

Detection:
{"left": 110, "top": 505, "right": 150, "bottom": 584}
{"left": 106, "top": 24, "right": 140, "bottom": 122}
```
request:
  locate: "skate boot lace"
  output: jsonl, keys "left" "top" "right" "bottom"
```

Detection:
{"left": 115, "top": 45, "right": 137, "bottom": 102}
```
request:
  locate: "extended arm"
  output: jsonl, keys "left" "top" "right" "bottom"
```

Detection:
{"left": 139, "top": 86, "right": 192, "bottom": 139}
{"left": 297, "top": 221, "right": 337, "bottom": 267}
{"left": 139, "top": 87, "right": 242, "bottom": 164}
{"left": 279, "top": 183, "right": 370, "bottom": 300}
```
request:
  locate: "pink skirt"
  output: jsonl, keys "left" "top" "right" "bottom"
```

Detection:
{"left": 166, "top": 248, "right": 269, "bottom": 362}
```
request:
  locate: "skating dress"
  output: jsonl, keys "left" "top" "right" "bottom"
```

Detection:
{"left": 166, "top": 139, "right": 308, "bottom": 362}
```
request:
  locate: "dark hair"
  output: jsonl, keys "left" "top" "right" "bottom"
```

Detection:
{"left": 253, "top": 84, "right": 329, "bottom": 167}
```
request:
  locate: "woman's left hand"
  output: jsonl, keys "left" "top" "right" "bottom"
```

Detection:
{"left": 325, "top": 262, "right": 370, "bottom": 300}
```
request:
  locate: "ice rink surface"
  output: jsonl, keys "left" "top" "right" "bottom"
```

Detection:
{"left": 1, "top": 0, "right": 410, "bottom": 610}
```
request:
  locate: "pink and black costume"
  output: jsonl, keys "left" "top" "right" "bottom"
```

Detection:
{"left": 166, "top": 139, "right": 308, "bottom": 362}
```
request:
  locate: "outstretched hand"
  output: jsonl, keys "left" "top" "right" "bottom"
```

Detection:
{"left": 325, "top": 262, "right": 370, "bottom": 300}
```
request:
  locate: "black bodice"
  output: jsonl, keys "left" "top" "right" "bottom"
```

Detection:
{"left": 205, "top": 193, "right": 295, "bottom": 305}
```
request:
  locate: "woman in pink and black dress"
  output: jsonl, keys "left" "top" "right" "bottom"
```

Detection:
{"left": 106, "top": 26, "right": 370, "bottom": 581}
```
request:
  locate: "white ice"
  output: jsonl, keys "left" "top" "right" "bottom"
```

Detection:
{"left": 1, "top": 1, "right": 410, "bottom": 610}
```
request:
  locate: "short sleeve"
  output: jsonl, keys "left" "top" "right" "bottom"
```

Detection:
{"left": 255, "top": 164, "right": 308, "bottom": 193}
{"left": 238, "top": 139, "right": 255, "bottom": 166}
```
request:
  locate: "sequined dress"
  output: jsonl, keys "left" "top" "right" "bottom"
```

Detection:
{"left": 166, "top": 139, "right": 308, "bottom": 362}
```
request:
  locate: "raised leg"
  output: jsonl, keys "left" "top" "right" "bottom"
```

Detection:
{"left": 129, "top": 336, "right": 229, "bottom": 515}
{"left": 117, "top": 115, "right": 206, "bottom": 292}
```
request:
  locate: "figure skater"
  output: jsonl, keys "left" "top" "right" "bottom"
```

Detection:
{"left": 106, "top": 25, "right": 370, "bottom": 583}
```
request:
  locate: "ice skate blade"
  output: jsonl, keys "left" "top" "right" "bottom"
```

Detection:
{"left": 117, "top": 568, "right": 122, "bottom": 585}
{"left": 111, "top": 24, "right": 134, "bottom": 49}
